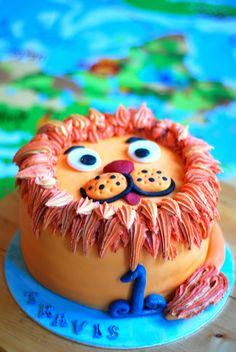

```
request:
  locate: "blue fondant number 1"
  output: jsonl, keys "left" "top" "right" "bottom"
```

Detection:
{"left": 108, "top": 264, "right": 166, "bottom": 318}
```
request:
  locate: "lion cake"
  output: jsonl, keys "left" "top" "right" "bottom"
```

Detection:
{"left": 13, "top": 104, "right": 228, "bottom": 320}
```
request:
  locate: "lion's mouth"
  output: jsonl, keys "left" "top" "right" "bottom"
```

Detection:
{"left": 80, "top": 160, "right": 175, "bottom": 205}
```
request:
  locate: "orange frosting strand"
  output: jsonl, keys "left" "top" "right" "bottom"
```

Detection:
{"left": 88, "top": 108, "right": 106, "bottom": 129}
{"left": 31, "top": 187, "right": 52, "bottom": 237}
{"left": 19, "top": 153, "right": 53, "bottom": 170}
{"left": 144, "top": 231, "right": 160, "bottom": 259}
{"left": 138, "top": 199, "right": 158, "bottom": 233}
{"left": 116, "top": 205, "right": 136, "bottom": 230}
{"left": 82, "top": 212, "right": 100, "bottom": 255}
{"left": 60, "top": 201, "right": 77, "bottom": 238}
{"left": 174, "top": 192, "right": 200, "bottom": 221}
{"left": 161, "top": 198, "right": 182, "bottom": 220}
{"left": 37, "top": 120, "right": 72, "bottom": 150}
{"left": 158, "top": 209, "right": 172, "bottom": 260}
{"left": 16, "top": 164, "right": 54, "bottom": 180}
{"left": 43, "top": 207, "right": 61, "bottom": 232}
{"left": 76, "top": 197, "right": 97, "bottom": 215}
{"left": 100, "top": 217, "right": 126, "bottom": 257}
{"left": 200, "top": 182, "right": 220, "bottom": 219}
{"left": 115, "top": 105, "right": 131, "bottom": 127}
{"left": 200, "top": 213, "right": 212, "bottom": 239}
{"left": 170, "top": 216, "right": 183, "bottom": 243}
{"left": 181, "top": 183, "right": 213, "bottom": 219}
{"left": 13, "top": 138, "right": 54, "bottom": 166}
{"left": 95, "top": 203, "right": 115, "bottom": 220}
{"left": 65, "top": 114, "right": 90, "bottom": 142}
{"left": 132, "top": 103, "right": 156, "bottom": 130}
{"left": 179, "top": 211, "right": 201, "bottom": 249}
{"left": 45, "top": 190, "right": 73, "bottom": 207}
{"left": 70, "top": 215, "right": 84, "bottom": 252}
{"left": 130, "top": 215, "right": 147, "bottom": 270}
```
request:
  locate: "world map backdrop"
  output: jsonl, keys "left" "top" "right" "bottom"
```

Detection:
{"left": 0, "top": 0, "right": 236, "bottom": 199}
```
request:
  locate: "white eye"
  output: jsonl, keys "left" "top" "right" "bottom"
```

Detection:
{"left": 66, "top": 147, "right": 101, "bottom": 172}
{"left": 128, "top": 140, "right": 160, "bottom": 163}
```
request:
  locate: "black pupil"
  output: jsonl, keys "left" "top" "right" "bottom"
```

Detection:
{"left": 135, "top": 148, "right": 150, "bottom": 158}
{"left": 80, "top": 154, "right": 96, "bottom": 165}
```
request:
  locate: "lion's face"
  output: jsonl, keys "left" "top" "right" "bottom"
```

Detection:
{"left": 56, "top": 134, "right": 184, "bottom": 206}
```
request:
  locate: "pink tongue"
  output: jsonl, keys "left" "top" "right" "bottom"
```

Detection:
{"left": 123, "top": 192, "right": 141, "bottom": 206}
{"left": 103, "top": 160, "right": 134, "bottom": 174}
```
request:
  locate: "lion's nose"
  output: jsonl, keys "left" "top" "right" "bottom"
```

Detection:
{"left": 103, "top": 160, "right": 134, "bottom": 174}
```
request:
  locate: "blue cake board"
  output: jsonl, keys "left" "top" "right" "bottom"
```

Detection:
{"left": 4, "top": 231, "right": 235, "bottom": 349}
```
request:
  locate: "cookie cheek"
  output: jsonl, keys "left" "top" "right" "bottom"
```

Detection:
{"left": 82, "top": 173, "right": 128, "bottom": 201}
{"left": 131, "top": 169, "right": 173, "bottom": 194}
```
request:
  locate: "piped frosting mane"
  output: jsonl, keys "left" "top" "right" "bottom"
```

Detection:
{"left": 14, "top": 104, "right": 221, "bottom": 270}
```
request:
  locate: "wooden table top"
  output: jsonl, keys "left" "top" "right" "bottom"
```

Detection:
{"left": 0, "top": 184, "right": 235, "bottom": 352}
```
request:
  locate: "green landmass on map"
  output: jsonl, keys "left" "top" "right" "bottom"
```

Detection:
{"left": 2, "top": 34, "right": 235, "bottom": 125}
{"left": 0, "top": 177, "right": 15, "bottom": 199}
{"left": 13, "top": 74, "right": 60, "bottom": 98}
{"left": 125, "top": 0, "right": 236, "bottom": 17}
{"left": 0, "top": 34, "right": 236, "bottom": 198}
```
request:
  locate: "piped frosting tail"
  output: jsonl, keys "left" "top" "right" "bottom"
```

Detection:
{"left": 165, "top": 265, "right": 228, "bottom": 320}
